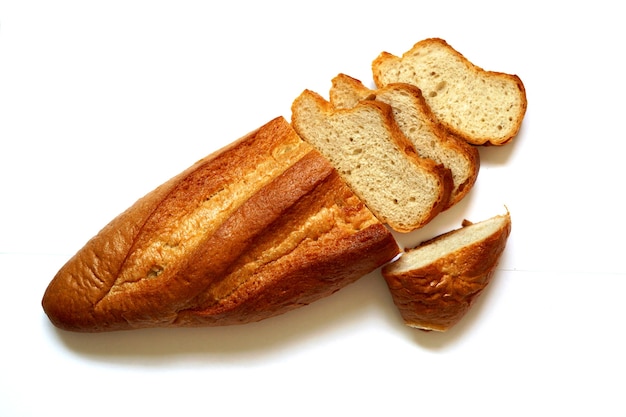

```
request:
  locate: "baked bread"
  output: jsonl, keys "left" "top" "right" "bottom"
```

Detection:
{"left": 42, "top": 117, "right": 400, "bottom": 332}
{"left": 372, "top": 38, "right": 527, "bottom": 146}
{"left": 329, "top": 73, "right": 480, "bottom": 208}
{"left": 291, "top": 89, "right": 453, "bottom": 233}
{"left": 382, "top": 212, "right": 511, "bottom": 331}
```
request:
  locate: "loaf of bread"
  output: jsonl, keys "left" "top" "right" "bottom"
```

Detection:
{"left": 291, "top": 89, "right": 453, "bottom": 233}
{"left": 372, "top": 38, "right": 527, "bottom": 146}
{"left": 42, "top": 117, "right": 400, "bottom": 332}
{"left": 382, "top": 213, "right": 511, "bottom": 331}
{"left": 329, "top": 73, "right": 480, "bottom": 208}
{"left": 43, "top": 39, "right": 521, "bottom": 335}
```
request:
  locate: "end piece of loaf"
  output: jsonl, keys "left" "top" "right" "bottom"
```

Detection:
{"left": 291, "top": 89, "right": 453, "bottom": 233}
{"left": 330, "top": 73, "right": 480, "bottom": 208}
{"left": 372, "top": 38, "right": 527, "bottom": 146}
{"left": 382, "top": 212, "right": 511, "bottom": 331}
{"left": 42, "top": 116, "right": 400, "bottom": 332}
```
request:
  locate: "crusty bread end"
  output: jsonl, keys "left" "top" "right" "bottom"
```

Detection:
{"left": 382, "top": 212, "right": 511, "bottom": 331}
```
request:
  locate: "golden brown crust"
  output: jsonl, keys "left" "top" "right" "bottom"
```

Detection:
{"left": 382, "top": 213, "right": 511, "bottom": 331}
{"left": 42, "top": 117, "right": 400, "bottom": 332}
{"left": 177, "top": 222, "right": 397, "bottom": 326}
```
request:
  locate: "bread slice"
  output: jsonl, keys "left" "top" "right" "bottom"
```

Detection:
{"left": 330, "top": 73, "right": 480, "bottom": 208}
{"left": 42, "top": 117, "right": 400, "bottom": 331}
{"left": 372, "top": 38, "right": 527, "bottom": 146}
{"left": 291, "top": 89, "right": 453, "bottom": 233}
{"left": 382, "top": 212, "right": 511, "bottom": 331}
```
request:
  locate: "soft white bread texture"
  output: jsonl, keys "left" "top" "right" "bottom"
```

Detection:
{"left": 330, "top": 73, "right": 480, "bottom": 208}
{"left": 372, "top": 38, "right": 527, "bottom": 146}
{"left": 291, "top": 89, "right": 453, "bottom": 233}
{"left": 382, "top": 212, "right": 511, "bottom": 331}
{"left": 42, "top": 117, "right": 400, "bottom": 332}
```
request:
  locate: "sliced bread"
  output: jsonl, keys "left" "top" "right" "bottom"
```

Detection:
{"left": 291, "top": 89, "right": 453, "bottom": 233}
{"left": 372, "top": 38, "right": 527, "bottom": 146}
{"left": 330, "top": 73, "right": 480, "bottom": 208}
{"left": 382, "top": 212, "right": 511, "bottom": 331}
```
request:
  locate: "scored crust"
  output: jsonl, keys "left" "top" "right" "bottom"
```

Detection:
{"left": 42, "top": 117, "right": 400, "bottom": 332}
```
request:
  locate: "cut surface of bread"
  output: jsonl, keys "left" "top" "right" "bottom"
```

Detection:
{"left": 372, "top": 38, "right": 527, "bottom": 146}
{"left": 330, "top": 73, "right": 479, "bottom": 208}
{"left": 42, "top": 117, "right": 400, "bottom": 332}
{"left": 291, "top": 89, "right": 452, "bottom": 233}
{"left": 382, "top": 212, "right": 511, "bottom": 331}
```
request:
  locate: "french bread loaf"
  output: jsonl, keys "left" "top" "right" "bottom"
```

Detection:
{"left": 329, "top": 73, "right": 480, "bottom": 208}
{"left": 291, "top": 89, "right": 453, "bottom": 233}
{"left": 42, "top": 117, "right": 400, "bottom": 332}
{"left": 382, "top": 213, "right": 511, "bottom": 331}
{"left": 43, "top": 39, "right": 520, "bottom": 335}
{"left": 372, "top": 38, "right": 527, "bottom": 146}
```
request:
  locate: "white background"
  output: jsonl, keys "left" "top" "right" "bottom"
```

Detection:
{"left": 1, "top": 1, "right": 625, "bottom": 416}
